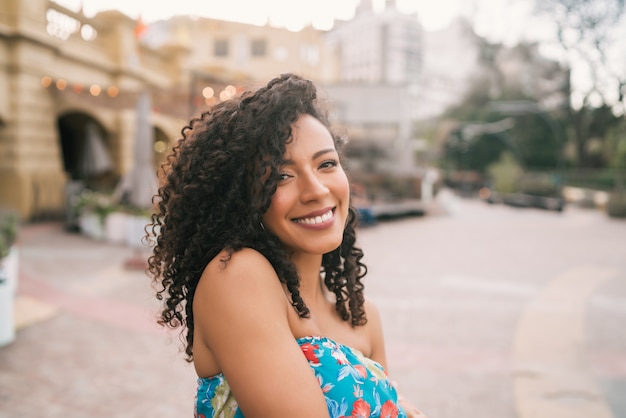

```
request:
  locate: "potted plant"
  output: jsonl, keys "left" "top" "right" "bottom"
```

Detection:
{"left": 73, "top": 189, "right": 118, "bottom": 240}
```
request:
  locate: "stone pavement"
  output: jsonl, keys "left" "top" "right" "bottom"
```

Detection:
{"left": 1, "top": 193, "right": 625, "bottom": 418}
{"left": 355, "top": 193, "right": 626, "bottom": 418}
{"left": 1, "top": 222, "right": 198, "bottom": 417}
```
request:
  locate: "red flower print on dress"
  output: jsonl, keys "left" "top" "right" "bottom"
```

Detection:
{"left": 380, "top": 400, "right": 399, "bottom": 418}
{"left": 350, "top": 398, "right": 371, "bottom": 418}
{"left": 353, "top": 364, "right": 367, "bottom": 379}
{"left": 300, "top": 342, "right": 321, "bottom": 364}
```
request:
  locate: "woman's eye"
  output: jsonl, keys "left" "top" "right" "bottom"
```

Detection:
{"left": 278, "top": 172, "right": 291, "bottom": 181}
{"left": 320, "top": 159, "right": 339, "bottom": 169}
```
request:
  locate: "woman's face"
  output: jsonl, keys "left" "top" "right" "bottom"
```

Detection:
{"left": 262, "top": 114, "right": 350, "bottom": 257}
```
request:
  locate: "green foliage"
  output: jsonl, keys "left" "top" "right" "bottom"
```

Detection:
{"left": 487, "top": 152, "right": 522, "bottom": 194}
{"left": 443, "top": 130, "right": 509, "bottom": 173}
{"left": 607, "top": 121, "right": 626, "bottom": 170}
{"left": 563, "top": 169, "right": 623, "bottom": 191}
{"left": 534, "top": 0, "right": 625, "bottom": 168}
{"left": 0, "top": 210, "right": 19, "bottom": 259}
{"left": 510, "top": 113, "right": 561, "bottom": 169}
{"left": 73, "top": 190, "right": 119, "bottom": 226}
{"left": 469, "top": 134, "right": 509, "bottom": 172}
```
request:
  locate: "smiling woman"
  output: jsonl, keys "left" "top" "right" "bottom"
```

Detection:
{"left": 261, "top": 114, "right": 351, "bottom": 257}
{"left": 146, "top": 74, "right": 426, "bottom": 417}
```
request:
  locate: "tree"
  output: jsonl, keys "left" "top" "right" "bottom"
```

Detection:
{"left": 535, "top": 0, "right": 626, "bottom": 167}
{"left": 442, "top": 41, "right": 568, "bottom": 172}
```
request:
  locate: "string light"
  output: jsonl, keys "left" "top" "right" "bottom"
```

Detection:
{"left": 39, "top": 75, "right": 242, "bottom": 110}
{"left": 41, "top": 75, "right": 120, "bottom": 98}
{"left": 107, "top": 86, "right": 119, "bottom": 97}
{"left": 202, "top": 86, "right": 214, "bottom": 99}
{"left": 89, "top": 84, "right": 101, "bottom": 96}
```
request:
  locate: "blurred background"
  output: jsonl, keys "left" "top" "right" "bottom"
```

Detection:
{"left": 0, "top": 0, "right": 624, "bottom": 417}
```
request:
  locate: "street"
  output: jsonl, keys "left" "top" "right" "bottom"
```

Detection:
{"left": 1, "top": 191, "right": 625, "bottom": 418}
{"left": 360, "top": 192, "right": 626, "bottom": 418}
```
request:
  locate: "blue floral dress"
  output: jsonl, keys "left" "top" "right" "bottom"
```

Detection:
{"left": 195, "top": 336, "right": 406, "bottom": 418}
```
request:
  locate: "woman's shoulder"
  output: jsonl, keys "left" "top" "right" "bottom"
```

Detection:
{"left": 197, "top": 247, "right": 283, "bottom": 299}
{"left": 204, "top": 247, "right": 275, "bottom": 278}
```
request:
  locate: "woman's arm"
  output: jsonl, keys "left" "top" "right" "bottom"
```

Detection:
{"left": 193, "top": 248, "right": 330, "bottom": 418}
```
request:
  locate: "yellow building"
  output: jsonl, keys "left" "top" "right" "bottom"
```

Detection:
{"left": 147, "top": 15, "right": 338, "bottom": 87}
{"left": 0, "top": 0, "right": 336, "bottom": 221}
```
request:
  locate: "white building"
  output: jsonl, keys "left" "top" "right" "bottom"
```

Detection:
{"left": 321, "top": 0, "right": 426, "bottom": 175}
{"left": 417, "top": 18, "right": 483, "bottom": 119}
{"left": 327, "top": 0, "right": 422, "bottom": 85}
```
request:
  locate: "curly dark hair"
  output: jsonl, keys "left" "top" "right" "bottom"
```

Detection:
{"left": 147, "top": 73, "right": 367, "bottom": 361}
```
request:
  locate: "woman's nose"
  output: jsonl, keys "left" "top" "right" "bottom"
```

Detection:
{"left": 299, "top": 172, "right": 329, "bottom": 202}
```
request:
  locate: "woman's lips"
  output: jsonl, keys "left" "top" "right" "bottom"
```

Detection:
{"left": 292, "top": 208, "right": 335, "bottom": 225}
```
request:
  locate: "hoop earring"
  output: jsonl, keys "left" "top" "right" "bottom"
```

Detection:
{"left": 260, "top": 222, "right": 266, "bottom": 231}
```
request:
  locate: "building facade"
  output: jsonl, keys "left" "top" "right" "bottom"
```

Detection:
{"left": 326, "top": 0, "right": 422, "bottom": 85}
{"left": 321, "top": 0, "right": 424, "bottom": 176}
{"left": 0, "top": 0, "right": 335, "bottom": 220}
{"left": 144, "top": 16, "right": 338, "bottom": 86}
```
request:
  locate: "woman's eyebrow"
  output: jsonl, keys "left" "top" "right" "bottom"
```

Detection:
{"left": 281, "top": 148, "right": 337, "bottom": 165}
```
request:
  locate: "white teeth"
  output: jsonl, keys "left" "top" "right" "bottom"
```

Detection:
{"left": 295, "top": 209, "right": 333, "bottom": 225}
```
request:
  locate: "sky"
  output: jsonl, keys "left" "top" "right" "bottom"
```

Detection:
{"left": 52, "top": 0, "right": 625, "bottom": 110}
{"left": 54, "top": 0, "right": 542, "bottom": 41}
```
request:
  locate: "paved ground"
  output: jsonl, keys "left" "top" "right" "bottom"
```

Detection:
{"left": 1, "top": 190, "right": 625, "bottom": 418}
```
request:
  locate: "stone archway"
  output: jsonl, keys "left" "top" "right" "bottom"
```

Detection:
{"left": 57, "top": 111, "right": 117, "bottom": 191}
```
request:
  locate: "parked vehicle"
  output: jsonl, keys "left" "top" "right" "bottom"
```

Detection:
{"left": 480, "top": 172, "right": 565, "bottom": 212}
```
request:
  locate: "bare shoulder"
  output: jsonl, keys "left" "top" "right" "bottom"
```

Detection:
{"left": 194, "top": 247, "right": 287, "bottom": 330}
{"left": 193, "top": 248, "right": 330, "bottom": 417}
{"left": 202, "top": 247, "right": 278, "bottom": 285}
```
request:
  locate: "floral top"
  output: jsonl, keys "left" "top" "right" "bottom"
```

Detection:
{"left": 195, "top": 335, "right": 406, "bottom": 418}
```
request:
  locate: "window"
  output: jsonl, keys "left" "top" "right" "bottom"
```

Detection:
{"left": 274, "top": 46, "right": 288, "bottom": 61}
{"left": 251, "top": 39, "right": 267, "bottom": 57}
{"left": 300, "top": 44, "right": 320, "bottom": 65}
{"left": 214, "top": 39, "right": 229, "bottom": 57}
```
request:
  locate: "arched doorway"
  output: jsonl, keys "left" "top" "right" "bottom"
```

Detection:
{"left": 57, "top": 112, "right": 117, "bottom": 191}
{"left": 57, "top": 112, "right": 117, "bottom": 229}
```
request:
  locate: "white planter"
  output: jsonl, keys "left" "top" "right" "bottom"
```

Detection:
{"left": 126, "top": 215, "right": 151, "bottom": 248}
{"left": 4, "top": 246, "right": 18, "bottom": 295}
{"left": 105, "top": 212, "right": 131, "bottom": 244}
{"left": 79, "top": 213, "right": 105, "bottom": 240}
{"left": 0, "top": 263, "right": 15, "bottom": 346}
